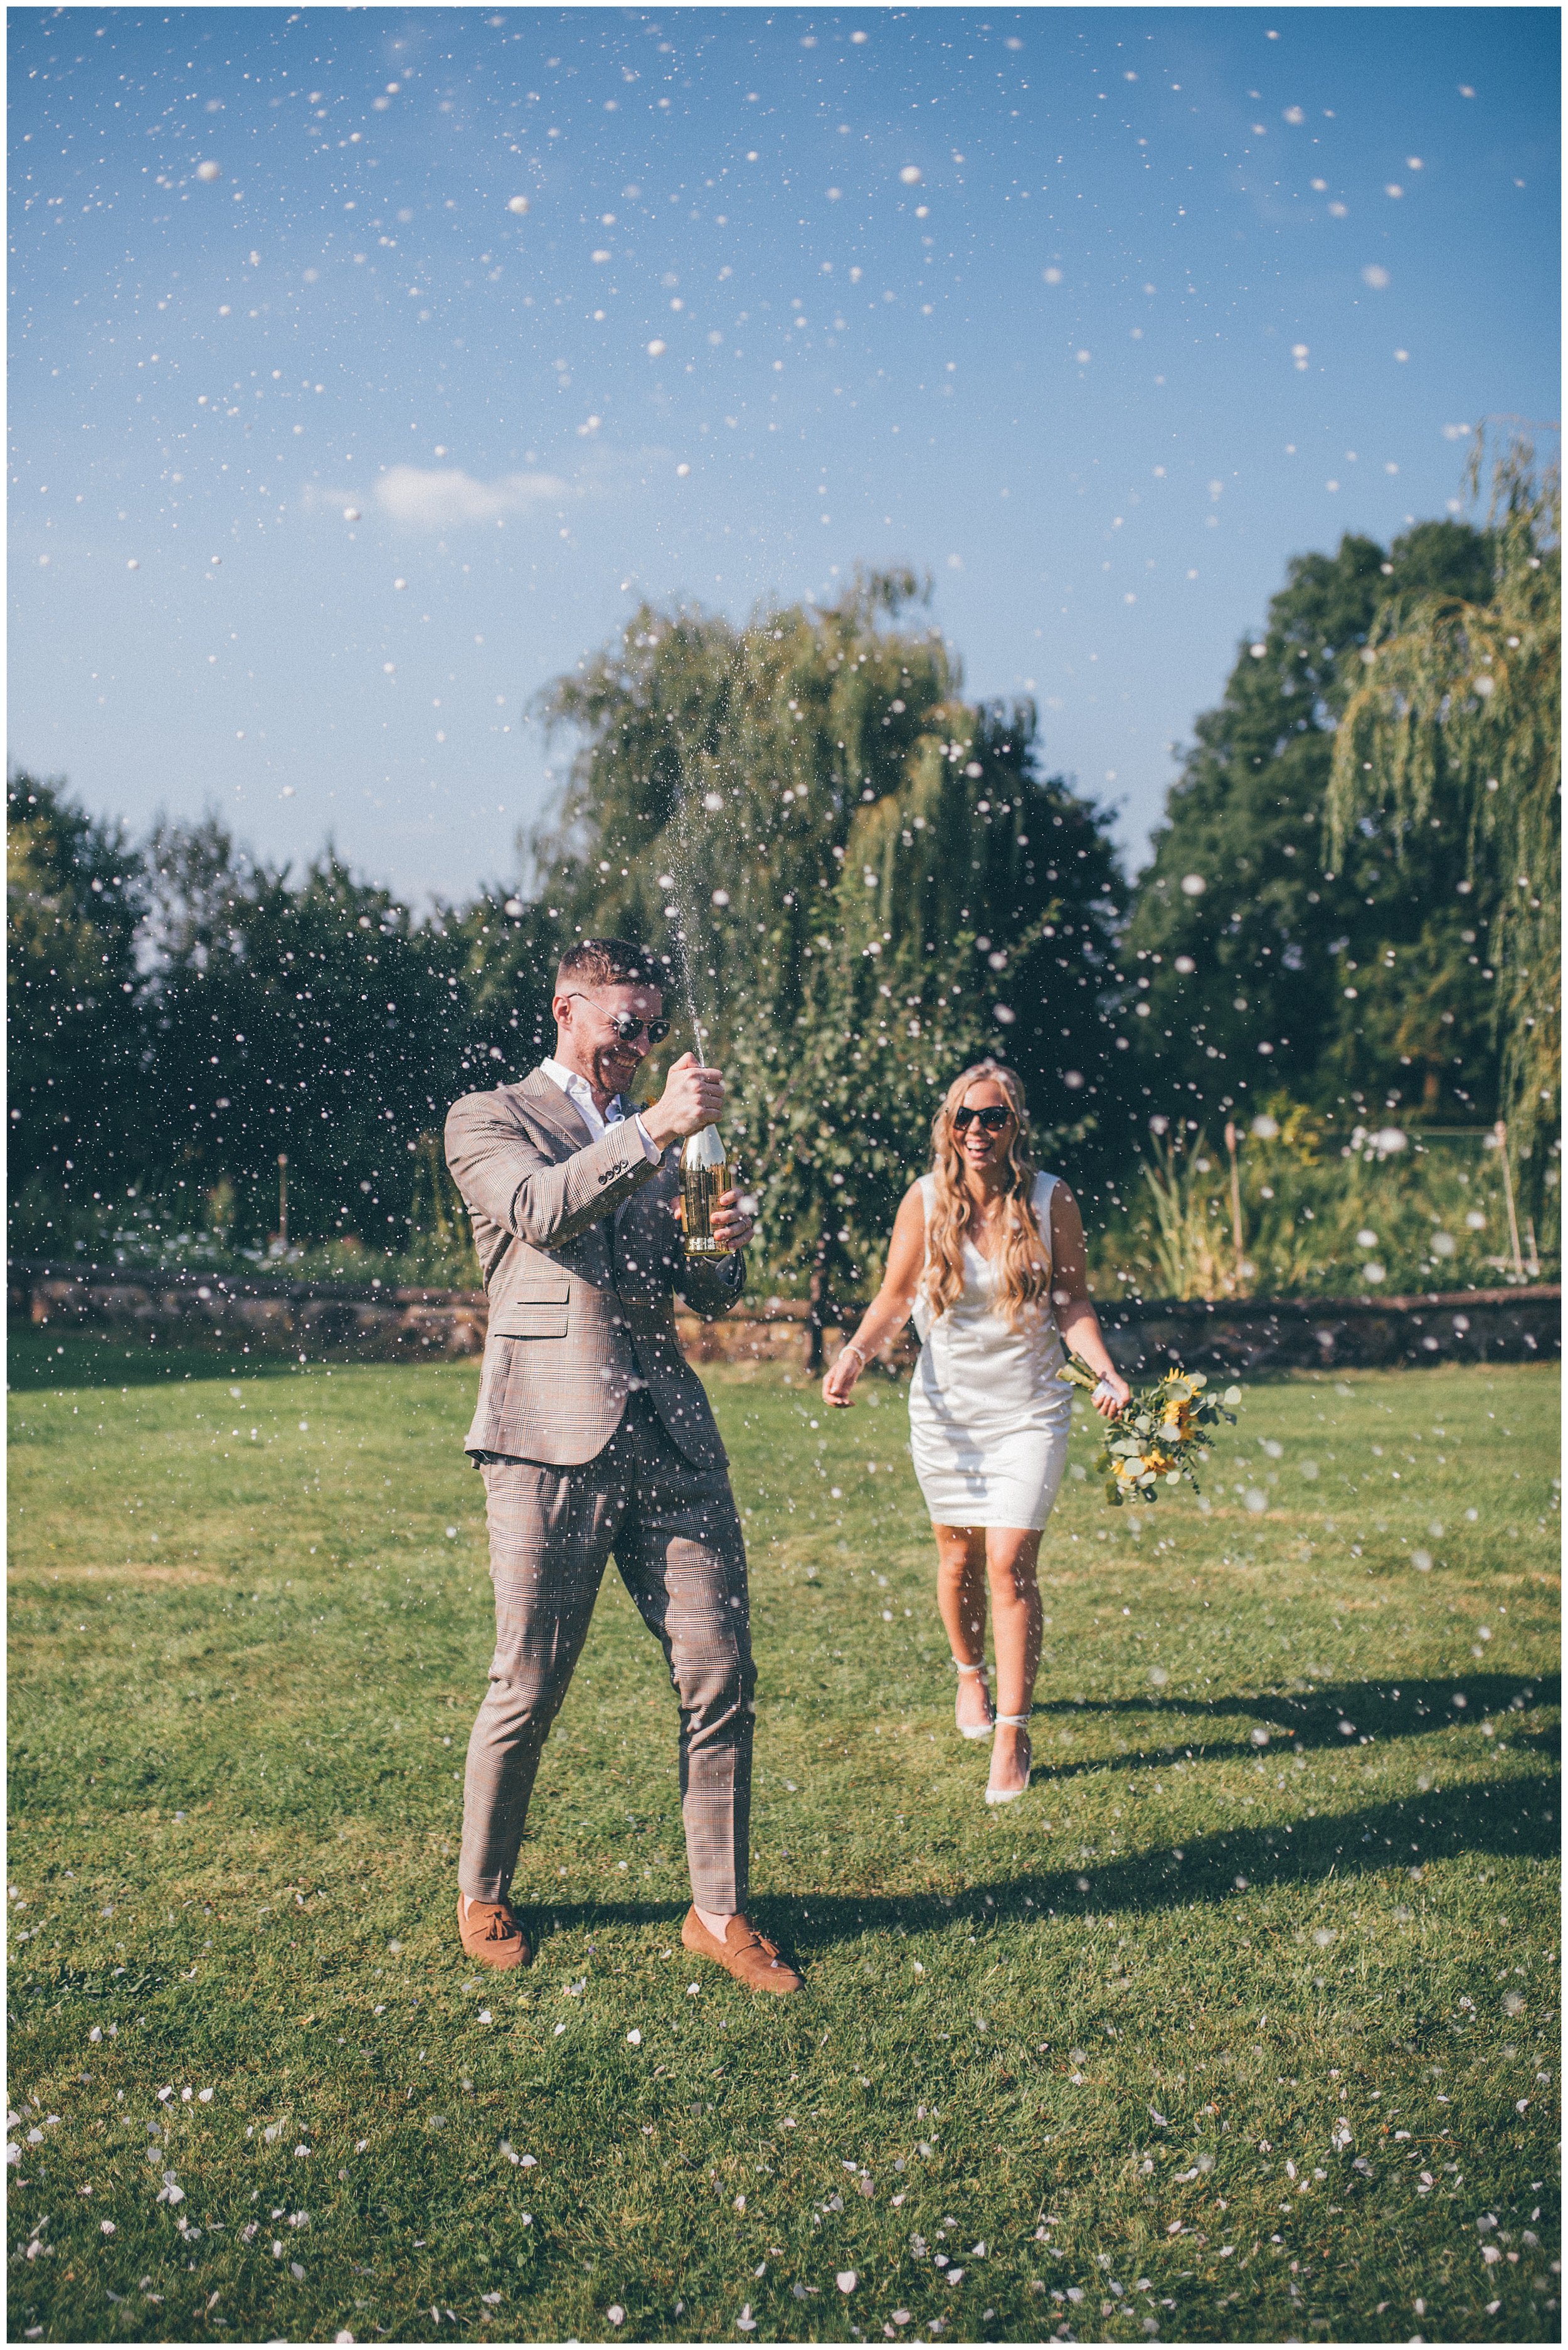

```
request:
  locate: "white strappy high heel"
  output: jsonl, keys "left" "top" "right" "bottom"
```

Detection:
{"left": 953, "top": 1659, "right": 995, "bottom": 1741}
{"left": 985, "top": 1713, "right": 1032, "bottom": 1805}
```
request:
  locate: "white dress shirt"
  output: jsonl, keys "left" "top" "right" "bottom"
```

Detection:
{"left": 539, "top": 1057, "right": 661, "bottom": 1161}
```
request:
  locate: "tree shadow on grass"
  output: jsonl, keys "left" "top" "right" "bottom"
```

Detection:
{"left": 518, "top": 1773, "right": 1559, "bottom": 1957}
{"left": 1027, "top": 1672, "right": 1560, "bottom": 1779}
{"left": 8, "top": 1327, "right": 314, "bottom": 1391}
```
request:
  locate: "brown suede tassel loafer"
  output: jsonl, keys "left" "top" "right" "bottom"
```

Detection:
{"left": 457, "top": 1897, "right": 533, "bottom": 1970}
{"left": 681, "top": 1906, "right": 803, "bottom": 1995}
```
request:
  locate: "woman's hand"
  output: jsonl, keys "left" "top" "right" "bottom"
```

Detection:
{"left": 1091, "top": 1371, "right": 1132, "bottom": 1419}
{"left": 822, "top": 1344, "right": 864, "bottom": 1409}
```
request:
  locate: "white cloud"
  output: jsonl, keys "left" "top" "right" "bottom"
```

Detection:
{"left": 373, "top": 464, "right": 571, "bottom": 529}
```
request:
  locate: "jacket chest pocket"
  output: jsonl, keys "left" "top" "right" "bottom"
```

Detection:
{"left": 491, "top": 1279, "right": 569, "bottom": 1340}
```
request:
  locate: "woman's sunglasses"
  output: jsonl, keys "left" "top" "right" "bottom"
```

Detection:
{"left": 567, "top": 993, "right": 671, "bottom": 1046}
{"left": 952, "top": 1105, "right": 1015, "bottom": 1134}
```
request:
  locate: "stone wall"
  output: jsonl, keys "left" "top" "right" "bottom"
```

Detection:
{"left": 11, "top": 1263, "right": 487, "bottom": 1359}
{"left": 1088, "top": 1286, "right": 1560, "bottom": 1375}
{"left": 10, "top": 1260, "right": 1558, "bottom": 1376}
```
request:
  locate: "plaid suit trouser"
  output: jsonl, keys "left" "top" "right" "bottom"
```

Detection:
{"left": 458, "top": 1392, "right": 755, "bottom": 1913}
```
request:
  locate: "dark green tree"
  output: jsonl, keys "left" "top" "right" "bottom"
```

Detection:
{"left": 1125, "top": 520, "right": 1498, "bottom": 1127}
{"left": 140, "top": 825, "right": 469, "bottom": 1249}
{"left": 7, "top": 772, "right": 147, "bottom": 1245}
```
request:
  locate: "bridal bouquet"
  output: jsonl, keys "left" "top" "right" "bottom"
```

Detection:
{"left": 1059, "top": 1357, "right": 1240, "bottom": 1506}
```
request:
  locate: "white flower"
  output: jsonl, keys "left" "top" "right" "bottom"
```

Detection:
{"left": 627, "top": 2028, "right": 642, "bottom": 2046}
{"left": 837, "top": 2271, "right": 858, "bottom": 2293}
{"left": 607, "top": 2305, "right": 626, "bottom": 2326}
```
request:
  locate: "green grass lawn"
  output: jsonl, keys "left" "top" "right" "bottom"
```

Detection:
{"left": 6, "top": 1330, "right": 1560, "bottom": 2346}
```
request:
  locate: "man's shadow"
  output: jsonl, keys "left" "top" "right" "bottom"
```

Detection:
{"left": 776, "top": 1765, "right": 1560, "bottom": 1948}
{"left": 524, "top": 1671, "right": 1558, "bottom": 1955}
{"left": 527, "top": 1773, "right": 1558, "bottom": 1950}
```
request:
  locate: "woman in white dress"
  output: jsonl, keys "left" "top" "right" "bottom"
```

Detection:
{"left": 821, "top": 1061, "right": 1130, "bottom": 1802}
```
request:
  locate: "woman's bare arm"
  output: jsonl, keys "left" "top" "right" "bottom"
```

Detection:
{"left": 822, "top": 1184, "right": 926, "bottom": 1407}
{"left": 1049, "top": 1182, "right": 1131, "bottom": 1417}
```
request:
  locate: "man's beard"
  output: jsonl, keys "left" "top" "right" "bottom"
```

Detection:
{"left": 593, "top": 1043, "right": 638, "bottom": 1098}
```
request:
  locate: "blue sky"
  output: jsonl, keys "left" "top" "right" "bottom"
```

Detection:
{"left": 9, "top": 6, "right": 1559, "bottom": 904}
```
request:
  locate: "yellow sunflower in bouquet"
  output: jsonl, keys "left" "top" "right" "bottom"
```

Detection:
{"left": 1059, "top": 1358, "right": 1240, "bottom": 1506}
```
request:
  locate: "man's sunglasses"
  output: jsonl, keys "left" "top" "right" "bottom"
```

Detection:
{"left": 566, "top": 992, "right": 671, "bottom": 1046}
{"left": 952, "top": 1105, "right": 1015, "bottom": 1134}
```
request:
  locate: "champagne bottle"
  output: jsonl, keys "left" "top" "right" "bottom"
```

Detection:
{"left": 679, "top": 1123, "right": 729, "bottom": 1255}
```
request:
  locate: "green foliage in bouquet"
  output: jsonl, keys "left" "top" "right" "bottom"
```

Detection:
{"left": 1059, "top": 1358, "right": 1240, "bottom": 1506}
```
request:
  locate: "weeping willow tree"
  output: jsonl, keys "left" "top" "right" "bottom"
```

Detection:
{"left": 526, "top": 570, "right": 1126, "bottom": 1291}
{"left": 1330, "top": 432, "right": 1560, "bottom": 1202}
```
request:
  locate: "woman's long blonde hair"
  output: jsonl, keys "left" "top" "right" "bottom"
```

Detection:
{"left": 921, "top": 1060, "right": 1049, "bottom": 1327}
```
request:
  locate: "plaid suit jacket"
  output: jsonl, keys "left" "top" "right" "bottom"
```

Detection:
{"left": 444, "top": 1067, "right": 745, "bottom": 1468}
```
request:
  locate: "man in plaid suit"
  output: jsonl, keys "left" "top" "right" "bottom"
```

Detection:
{"left": 443, "top": 937, "right": 802, "bottom": 1994}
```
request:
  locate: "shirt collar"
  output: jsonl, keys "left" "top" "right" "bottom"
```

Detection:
{"left": 539, "top": 1056, "right": 627, "bottom": 1123}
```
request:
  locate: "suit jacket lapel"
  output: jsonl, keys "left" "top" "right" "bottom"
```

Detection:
{"left": 516, "top": 1066, "right": 594, "bottom": 1156}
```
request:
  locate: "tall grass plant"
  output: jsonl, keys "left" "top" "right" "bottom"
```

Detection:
{"left": 1092, "top": 1107, "right": 1556, "bottom": 1303}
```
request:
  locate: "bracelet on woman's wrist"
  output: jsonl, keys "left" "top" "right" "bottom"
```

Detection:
{"left": 840, "top": 1341, "right": 867, "bottom": 1371}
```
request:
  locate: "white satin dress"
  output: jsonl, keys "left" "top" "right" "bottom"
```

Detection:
{"left": 908, "top": 1172, "right": 1074, "bottom": 1531}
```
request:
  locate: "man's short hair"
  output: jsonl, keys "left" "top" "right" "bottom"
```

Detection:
{"left": 555, "top": 937, "right": 663, "bottom": 995}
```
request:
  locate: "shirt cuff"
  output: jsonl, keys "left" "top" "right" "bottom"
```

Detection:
{"left": 631, "top": 1112, "right": 662, "bottom": 1164}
